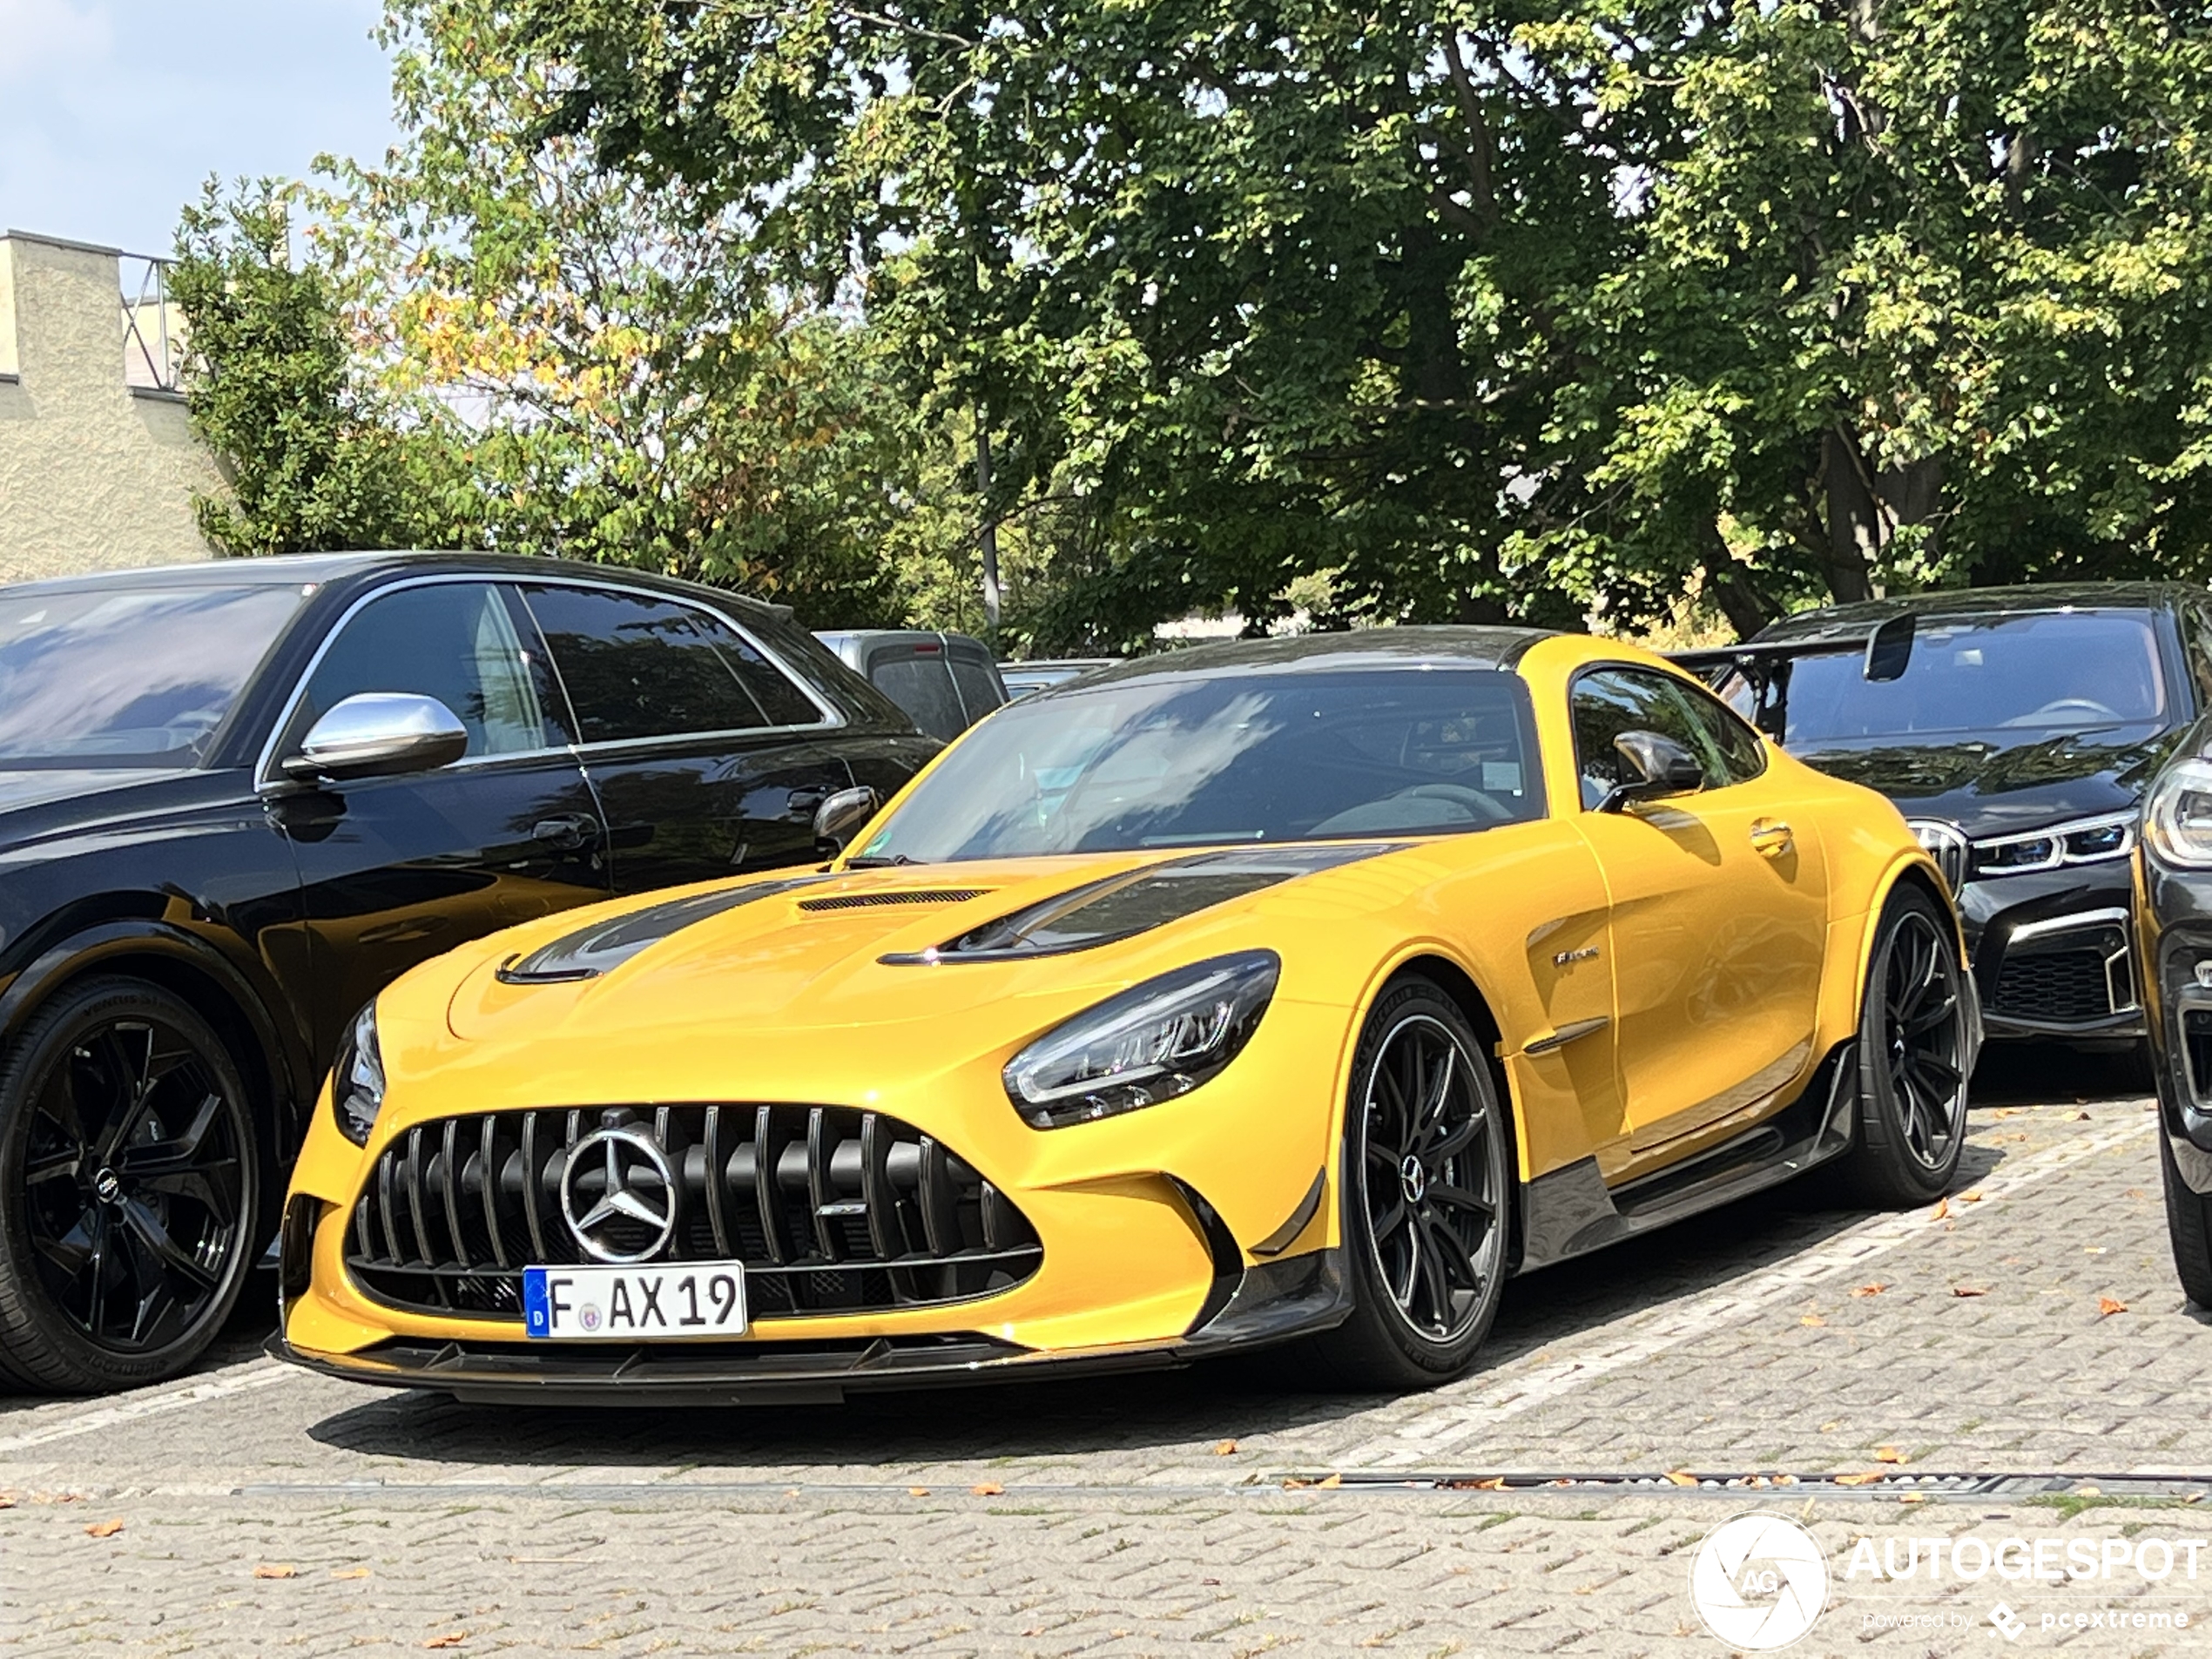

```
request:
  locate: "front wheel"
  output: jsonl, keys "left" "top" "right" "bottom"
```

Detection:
{"left": 0, "top": 977, "right": 260, "bottom": 1393}
{"left": 1835, "top": 886, "right": 1970, "bottom": 1207}
{"left": 1305, "top": 980, "right": 1510, "bottom": 1390}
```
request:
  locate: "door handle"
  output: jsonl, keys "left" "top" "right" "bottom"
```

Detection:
{"left": 531, "top": 813, "right": 599, "bottom": 852}
{"left": 1750, "top": 819, "right": 1793, "bottom": 858}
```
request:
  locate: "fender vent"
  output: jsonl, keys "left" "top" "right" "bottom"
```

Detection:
{"left": 798, "top": 888, "right": 988, "bottom": 912}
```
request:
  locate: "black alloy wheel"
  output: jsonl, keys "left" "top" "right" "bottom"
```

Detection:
{"left": 0, "top": 978, "right": 259, "bottom": 1393}
{"left": 1307, "top": 979, "right": 1509, "bottom": 1389}
{"left": 1838, "top": 886, "right": 1969, "bottom": 1206}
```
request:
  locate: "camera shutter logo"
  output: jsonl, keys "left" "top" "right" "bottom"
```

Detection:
{"left": 1689, "top": 1514, "right": 1829, "bottom": 1650}
{"left": 560, "top": 1125, "right": 678, "bottom": 1263}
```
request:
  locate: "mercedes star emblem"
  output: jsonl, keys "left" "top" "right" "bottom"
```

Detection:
{"left": 560, "top": 1124, "right": 678, "bottom": 1264}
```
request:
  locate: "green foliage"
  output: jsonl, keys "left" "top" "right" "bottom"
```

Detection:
{"left": 171, "top": 178, "right": 458, "bottom": 556}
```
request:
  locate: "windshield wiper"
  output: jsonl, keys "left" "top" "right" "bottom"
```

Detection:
{"left": 845, "top": 853, "right": 925, "bottom": 868}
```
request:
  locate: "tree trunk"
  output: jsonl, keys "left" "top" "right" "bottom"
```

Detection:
{"left": 974, "top": 422, "right": 1001, "bottom": 632}
{"left": 1820, "top": 427, "right": 1879, "bottom": 604}
{"left": 1701, "top": 523, "right": 1777, "bottom": 639}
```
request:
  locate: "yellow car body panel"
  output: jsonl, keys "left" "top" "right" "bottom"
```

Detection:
{"left": 278, "top": 629, "right": 1964, "bottom": 1397}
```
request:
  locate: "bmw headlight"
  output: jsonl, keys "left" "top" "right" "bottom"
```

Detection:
{"left": 1001, "top": 951, "right": 1280, "bottom": 1129}
{"left": 331, "top": 999, "right": 386, "bottom": 1147}
{"left": 1972, "top": 811, "right": 2138, "bottom": 877}
{"left": 2147, "top": 762, "right": 2212, "bottom": 869}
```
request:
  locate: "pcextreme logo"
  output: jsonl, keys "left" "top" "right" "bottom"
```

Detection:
{"left": 1689, "top": 1514, "right": 1831, "bottom": 1650}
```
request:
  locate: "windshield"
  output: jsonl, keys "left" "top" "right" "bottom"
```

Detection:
{"left": 0, "top": 584, "right": 307, "bottom": 768}
{"left": 856, "top": 667, "right": 1541, "bottom": 863}
{"left": 1756, "top": 612, "right": 2168, "bottom": 746}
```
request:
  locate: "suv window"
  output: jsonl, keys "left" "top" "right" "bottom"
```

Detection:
{"left": 284, "top": 582, "right": 561, "bottom": 761}
{"left": 1571, "top": 666, "right": 1764, "bottom": 810}
{"left": 870, "top": 647, "right": 968, "bottom": 741}
{"left": 948, "top": 646, "right": 1007, "bottom": 725}
{"left": 521, "top": 584, "right": 775, "bottom": 744}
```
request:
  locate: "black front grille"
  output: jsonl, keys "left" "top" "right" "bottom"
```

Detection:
{"left": 1992, "top": 948, "right": 2119, "bottom": 1024}
{"left": 2185, "top": 1012, "right": 2212, "bottom": 1102}
{"left": 346, "top": 1104, "right": 1042, "bottom": 1321}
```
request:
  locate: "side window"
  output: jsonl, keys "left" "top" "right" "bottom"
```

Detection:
{"left": 520, "top": 585, "right": 767, "bottom": 744}
{"left": 870, "top": 649, "right": 968, "bottom": 741}
{"left": 683, "top": 607, "right": 824, "bottom": 727}
{"left": 2186, "top": 606, "right": 2212, "bottom": 712}
{"left": 948, "top": 647, "right": 1006, "bottom": 724}
{"left": 1569, "top": 667, "right": 1760, "bottom": 810}
{"left": 284, "top": 582, "right": 561, "bottom": 761}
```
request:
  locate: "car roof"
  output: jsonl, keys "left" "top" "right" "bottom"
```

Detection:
{"left": 1040, "top": 626, "right": 1554, "bottom": 694}
{"left": 814, "top": 629, "right": 991, "bottom": 649}
{"left": 0, "top": 550, "right": 795, "bottom": 622}
{"left": 1756, "top": 582, "right": 2198, "bottom": 642}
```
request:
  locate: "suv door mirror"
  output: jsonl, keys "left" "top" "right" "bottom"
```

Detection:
{"left": 813, "top": 785, "right": 882, "bottom": 855}
{"left": 282, "top": 693, "right": 469, "bottom": 783}
{"left": 1599, "top": 730, "right": 1705, "bottom": 813}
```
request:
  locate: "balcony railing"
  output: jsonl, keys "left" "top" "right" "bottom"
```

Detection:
{"left": 120, "top": 253, "right": 183, "bottom": 396}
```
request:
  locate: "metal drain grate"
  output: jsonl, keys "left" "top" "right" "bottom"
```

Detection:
{"left": 1279, "top": 1470, "right": 2212, "bottom": 1502}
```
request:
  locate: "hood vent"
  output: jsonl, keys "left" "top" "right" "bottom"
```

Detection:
{"left": 798, "top": 888, "right": 989, "bottom": 913}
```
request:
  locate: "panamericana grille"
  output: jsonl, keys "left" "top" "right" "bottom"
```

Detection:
{"left": 1991, "top": 948, "right": 2121, "bottom": 1025}
{"left": 345, "top": 1104, "right": 1042, "bottom": 1321}
{"left": 796, "top": 888, "right": 988, "bottom": 912}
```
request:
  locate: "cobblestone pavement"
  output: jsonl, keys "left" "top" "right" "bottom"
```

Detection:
{"left": 4, "top": 1055, "right": 2209, "bottom": 1657}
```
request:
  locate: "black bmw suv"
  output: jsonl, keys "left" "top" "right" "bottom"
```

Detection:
{"left": 1696, "top": 584, "right": 2208, "bottom": 1050}
{"left": 0, "top": 552, "right": 935, "bottom": 1393}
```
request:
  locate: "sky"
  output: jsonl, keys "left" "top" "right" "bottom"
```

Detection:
{"left": 0, "top": 0, "right": 400, "bottom": 258}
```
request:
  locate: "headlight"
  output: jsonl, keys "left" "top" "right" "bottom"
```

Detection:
{"left": 2147, "top": 762, "right": 2212, "bottom": 869}
{"left": 331, "top": 999, "right": 386, "bottom": 1146}
{"left": 1001, "top": 951, "right": 1280, "bottom": 1129}
{"left": 1971, "top": 812, "right": 2137, "bottom": 878}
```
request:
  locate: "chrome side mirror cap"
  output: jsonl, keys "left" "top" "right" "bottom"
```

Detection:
{"left": 282, "top": 693, "right": 469, "bottom": 783}
{"left": 813, "top": 785, "right": 882, "bottom": 854}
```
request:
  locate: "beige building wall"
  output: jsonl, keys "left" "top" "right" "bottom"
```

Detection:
{"left": 0, "top": 231, "right": 224, "bottom": 584}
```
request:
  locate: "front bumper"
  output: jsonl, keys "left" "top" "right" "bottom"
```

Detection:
{"left": 2137, "top": 851, "right": 2212, "bottom": 1193}
{"left": 1959, "top": 863, "right": 2142, "bottom": 1038}
{"left": 271, "top": 1249, "right": 1351, "bottom": 1404}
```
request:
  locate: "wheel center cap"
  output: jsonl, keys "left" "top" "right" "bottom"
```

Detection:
{"left": 1399, "top": 1154, "right": 1427, "bottom": 1205}
{"left": 91, "top": 1168, "right": 121, "bottom": 1205}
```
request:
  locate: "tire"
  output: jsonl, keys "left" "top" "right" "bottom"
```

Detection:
{"left": 1305, "top": 980, "right": 1511, "bottom": 1390}
{"left": 1834, "top": 885, "right": 1970, "bottom": 1208}
{"left": 0, "top": 976, "right": 260, "bottom": 1393}
{"left": 2159, "top": 1130, "right": 2212, "bottom": 1308}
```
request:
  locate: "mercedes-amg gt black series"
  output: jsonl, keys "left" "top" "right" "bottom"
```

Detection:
{"left": 0, "top": 552, "right": 934, "bottom": 1393}
{"left": 1688, "top": 583, "right": 2211, "bottom": 1052}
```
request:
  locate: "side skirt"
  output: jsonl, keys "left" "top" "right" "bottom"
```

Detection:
{"left": 1517, "top": 1042, "right": 1858, "bottom": 1274}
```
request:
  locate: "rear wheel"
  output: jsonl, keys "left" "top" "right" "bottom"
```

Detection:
{"left": 1306, "top": 981, "right": 1509, "bottom": 1390}
{"left": 0, "top": 978, "right": 260, "bottom": 1393}
{"left": 1836, "top": 887, "right": 1969, "bottom": 1207}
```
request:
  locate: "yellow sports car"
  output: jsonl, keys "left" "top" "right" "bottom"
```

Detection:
{"left": 273, "top": 628, "right": 1977, "bottom": 1401}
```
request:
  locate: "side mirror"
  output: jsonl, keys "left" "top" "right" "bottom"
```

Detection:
{"left": 1864, "top": 613, "right": 1916, "bottom": 682}
{"left": 813, "top": 785, "right": 882, "bottom": 855}
{"left": 1599, "top": 730, "right": 1706, "bottom": 813}
{"left": 281, "top": 693, "right": 469, "bottom": 784}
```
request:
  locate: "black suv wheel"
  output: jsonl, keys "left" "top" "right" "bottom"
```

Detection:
{"left": 1305, "top": 980, "right": 1509, "bottom": 1390}
{"left": 0, "top": 978, "right": 260, "bottom": 1393}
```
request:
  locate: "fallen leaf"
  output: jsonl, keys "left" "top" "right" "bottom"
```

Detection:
{"left": 1664, "top": 1470, "right": 1698, "bottom": 1487}
{"left": 1799, "top": 1313, "right": 1826, "bottom": 1327}
{"left": 1875, "top": 1446, "right": 1907, "bottom": 1465}
{"left": 2185, "top": 1493, "right": 2206, "bottom": 1505}
{"left": 331, "top": 1568, "right": 371, "bottom": 1581}
{"left": 1952, "top": 1285, "right": 1989, "bottom": 1298}
{"left": 2075, "top": 1110, "right": 2092, "bottom": 1121}
{"left": 0, "top": 1493, "right": 14, "bottom": 1510}
{"left": 1213, "top": 1440, "right": 1238, "bottom": 1456}
{"left": 1930, "top": 1197, "right": 1950, "bottom": 1221}
{"left": 1834, "top": 1471, "right": 1886, "bottom": 1487}
{"left": 1958, "top": 1190, "right": 1984, "bottom": 1204}
{"left": 907, "top": 1486, "right": 930, "bottom": 1497}
{"left": 1851, "top": 1283, "right": 1887, "bottom": 1298}
{"left": 84, "top": 1518, "right": 124, "bottom": 1538}
{"left": 1993, "top": 1106, "right": 2022, "bottom": 1117}
{"left": 1472, "top": 1476, "right": 1507, "bottom": 1490}
{"left": 1819, "top": 1421, "right": 1840, "bottom": 1433}
{"left": 1898, "top": 1493, "right": 1928, "bottom": 1505}
{"left": 424, "top": 1637, "right": 469, "bottom": 1651}
{"left": 970, "top": 1482, "right": 1004, "bottom": 1497}
{"left": 1317, "top": 1473, "right": 1343, "bottom": 1489}
{"left": 253, "top": 1564, "right": 297, "bottom": 1580}
{"left": 2098, "top": 1297, "right": 2128, "bottom": 1318}
{"left": 1201, "top": 1576, "right": 1221, "bottom": 1586}
{"left": 1280, "top": 1478, "right": 1312, "bottom": 1490}
{"left": 784, "top": 1488, "right": 799, "bottom": 1498}
{"left": 2128, "top": 1189, "right": 2150, "bottom": 1201}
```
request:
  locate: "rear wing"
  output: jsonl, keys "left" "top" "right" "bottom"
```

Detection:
{"left": 1668, "top": 614, "right": 1916, "bottom": 739}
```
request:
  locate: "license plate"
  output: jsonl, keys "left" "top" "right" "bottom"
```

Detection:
{"left": 522, "top": 1262, "right": 747, "bottom": 1339}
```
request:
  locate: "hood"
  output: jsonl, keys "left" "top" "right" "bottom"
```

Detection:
{"left": 442, "top": 841, "right": 1413, "bottom": 1048}
{"left": 1793, "top": 723, "right": 2177, "bottom": 840}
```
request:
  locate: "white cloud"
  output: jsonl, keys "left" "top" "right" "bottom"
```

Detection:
{"left": 0, "top": 0, "right": 114, "bottom": 86}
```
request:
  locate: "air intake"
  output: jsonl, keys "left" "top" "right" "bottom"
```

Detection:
{"left": 798, "top": 889, "right": 988, "bottom": 912}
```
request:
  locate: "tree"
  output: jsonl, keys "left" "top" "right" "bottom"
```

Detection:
{"left": 171, "top": 178, "right": 462, "bottom": 556}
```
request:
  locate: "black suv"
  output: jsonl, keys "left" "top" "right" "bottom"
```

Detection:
{"left": 0, "top": 552, "right": 936, "bottom": 1392}
{"left": 1693, "top": 583, "right": 2207, "bottom": 1049}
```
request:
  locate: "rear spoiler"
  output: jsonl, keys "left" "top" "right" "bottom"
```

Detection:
{"left": 1668, "top": 614, "right": 1916, "bottom": 739}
